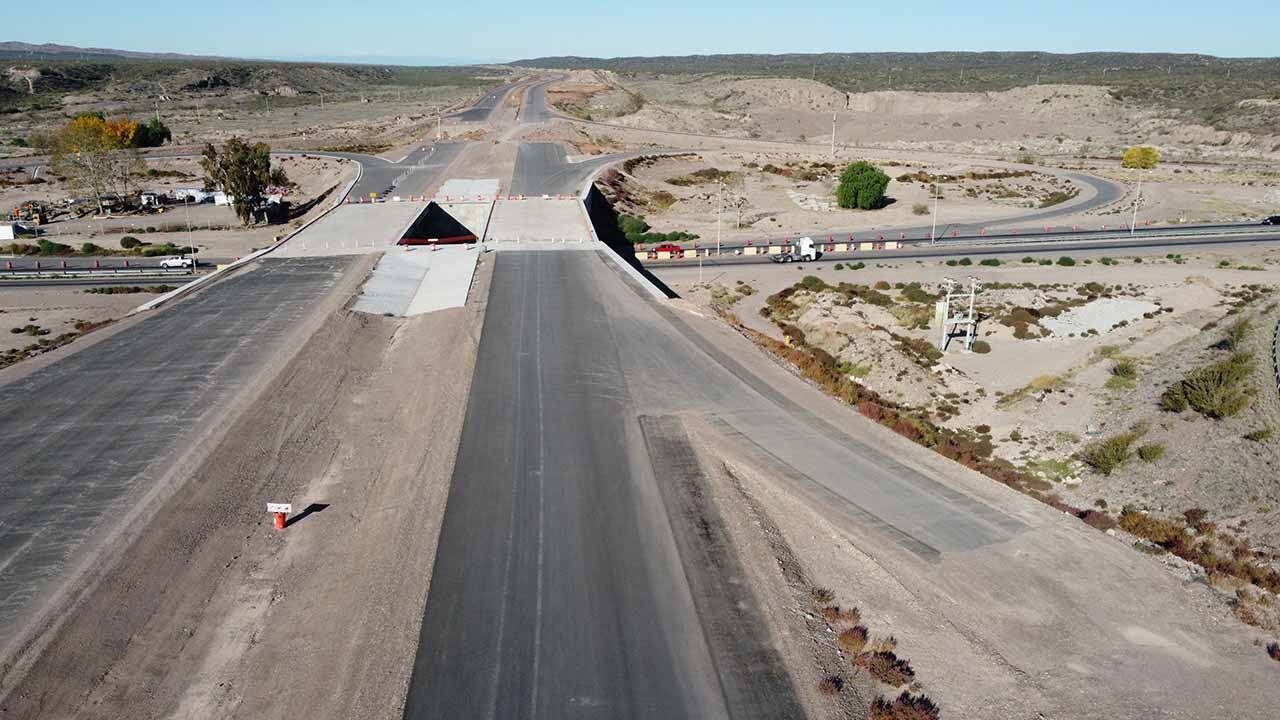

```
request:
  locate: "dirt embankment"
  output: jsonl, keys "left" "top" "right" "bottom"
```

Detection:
{"left": 0, "top": 259, "right": 490, "bottom": 719}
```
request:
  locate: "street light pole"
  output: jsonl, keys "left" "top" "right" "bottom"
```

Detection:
{"left": 716, "top": 179, "right": 723, "bottom": 256}
{"left": 930, "top": 182, "right": 940, "bottom": 244}
{"left": 185, "top": 197, "right": 195, "bottom": 268}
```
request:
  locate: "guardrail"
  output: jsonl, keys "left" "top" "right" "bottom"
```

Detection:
{"left": 1272, "top": 317, "right": 1280, "bottom": 400}
{"left": 635, "top": 223, "right": 1280, "bottom": 261}
{"left": 0, "top": 267, "right": 195, "bottom": 280}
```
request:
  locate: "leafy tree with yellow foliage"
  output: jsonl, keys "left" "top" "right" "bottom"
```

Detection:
{"left": 49, "top": 114, "right": 144, "bottom": 214}
{"left": 1121, "top": 146, "right": 1160, "bottom": 169}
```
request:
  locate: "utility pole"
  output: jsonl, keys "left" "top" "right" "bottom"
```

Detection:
{"left": 436, "top": 108, "right": 442, "bottom": 141}
{"left": 320, "top": 92, "right": 324, "bottom": 110}
{"left": 830, "top": 108, "right": 837, "bottom": 158}
{"left": 1129, "top": 169, "right": 1145, "bottom": 234}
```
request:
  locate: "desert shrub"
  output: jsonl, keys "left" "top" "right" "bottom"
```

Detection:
{"left": 821, "top": 605, "right": 842, "bottom": 622}
{"left": 899, "top": 283, "right": 935, "bottom": 304}
{"left": 1080, "top": 432, "right": 1138, "bottom": 474}
{"left": 958, "top": 257, "right": 972, "bottom": 266}
{"left": 979, "top": 258, "right": 1001, "bottom": 266}
{"left": 1245, "top": 427, "right": 1273, "bottom": 442}
{"left": 37, "top": 240, "right": 71, "bottom": 255}
{"left": 817, "top": 675, "right": 844, "bottom": 695}
{"left": 1081, "top": 509, "right": 1117, "bottom": 531}
{"left": 874, "top": 280, "right": 892, "bottom": 290}
{"left": 912, "top": 203, "right": 928, "bottom": 215}
{"left": 120, "top": 236, "right": 141, "bottom": 249}
{"left": 80, "top": 242, "right": 103, "bottom": 254}
{"left": 847, "top": 261, "right": 866, "bottom": 270}
{"left": 833, "top": 263, "right": 844, "bottom": 270}
{"left": 975, "top": 424, "right": 991, "bottom": 434}
{"left": 801, "top": 275, "right": 828, "bottom": 291}
{"left": 1021, "top": 256, "right": 1035, "bottom": 263}
{"left": 971, "top": 340, "right": 991, "bottom": 354}
{"left": 866, "top": 651, "right": 915, "bottom": 687}
{"left": 1268, "top": 642, "right": 1280, "bottom": 663}
{"left": 1163, "top": 352, "right": 1254, "bottom": 419}
{"left": 869, "top": 693, "right": 941, "bottom": 720}
{"left": 1222, "top": 319, "right": 1250, "bottom": 351}
{"left": 1137, "top": 443, "right": 1166, "bottom": 463}
{"left": 810, "top": 587, "right": 835, "bottom": 604}
{"left": 1118, "top": 507, "right": 1183, "bottom": 545}
{"left": 1111, "top": 360, "right": 1137, "bottom": 380}
{"left": 1038, "top": 258, "right": 1053, "bottom": 266}
{"left": 1100, "top": 257, "right": 1118, "bottom": 265}
{"left": 838, "top": 626, "right": 869, "bottom": 654}
{"left": 1057, "top": 256, "right": 1076, "bottom": 266}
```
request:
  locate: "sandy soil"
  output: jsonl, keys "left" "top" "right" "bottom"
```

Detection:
{"left": 0, "top": 257, "right": 490, "bottom": 719}
{"left": 550, "top": 72, "right": 1280, "bottom": 164}
{"left": 0, "top": 287, "right": 145, "bottom": 354}
{"left": 3, "top": 154, "right": 356, "bottom": 259}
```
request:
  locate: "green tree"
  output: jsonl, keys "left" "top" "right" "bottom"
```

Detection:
{"left": 1121, "top": 146, "right": 1160, "bottom": 169}
{"left": 835, "top": 161, "right": 890, "bottom": 210}
{"left": 200, "top": 138, "right": 278, "bottom": 225}
{"left": 134, "top": 118, "right": 172, "bottom": 148}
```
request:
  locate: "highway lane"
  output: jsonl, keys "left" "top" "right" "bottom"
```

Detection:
{"left": 400, "top": 247, "right": 1280, "bottom": 716}
{"left": 510, "top": 143, "right": 641, "bottom": 197}
{"left": 450, "top": 81, "right": 521, "bottom": 122}
{"left": 0, "top": 256, "right": 354, "bottom": 652}
{"left": 404, "top": 251, "right": 801, "bottom": 719}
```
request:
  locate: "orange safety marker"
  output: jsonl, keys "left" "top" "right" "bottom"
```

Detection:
{"left": 268, "top": 502, "right": 292, "bottom": 531}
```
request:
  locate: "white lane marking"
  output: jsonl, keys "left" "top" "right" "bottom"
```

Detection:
{"left": 530, "top": 256, "right": 546, "bottom": 714}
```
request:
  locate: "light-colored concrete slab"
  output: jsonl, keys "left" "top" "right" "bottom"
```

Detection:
{"left": 436, "top": 178, "right": 500, "bottom": 201}
{"left": 276, "top": 203, "right": 423, "bottom": 257}
{"left": 485, "top": 198, "right": 593, "bottom": 247}
{"left": 352, "top": 246, "right": 478, "bottom": 317}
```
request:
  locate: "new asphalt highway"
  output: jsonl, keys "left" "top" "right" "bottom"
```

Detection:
{"left": 0, "top": 257, "right": 353, "bottom": 653}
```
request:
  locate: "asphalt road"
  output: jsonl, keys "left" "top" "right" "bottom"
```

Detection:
{"left": 404, "top": 251, "right": 800, "bottom": 719}
{"left": 0, "top": 256, "right": 353, "bottom": 649}
{"left": 510, "top": 143, "right": 642, "bottom": 197}
{"left": 451, "top": 82, "right": 520, "bottom": 122}
{"left": 643, "top": 229, "right": 1280, "bottom": 268}
{"left": 403, "top": 249, "right": 1038, "bottom": 717}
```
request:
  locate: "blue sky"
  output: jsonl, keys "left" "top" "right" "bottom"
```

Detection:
{"left": 8, "top": 0, "right": 1277, "bottom": 63}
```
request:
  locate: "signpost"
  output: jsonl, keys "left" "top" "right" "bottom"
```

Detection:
{"left": 268, "top": 502, "right": 292, "bottom": 530}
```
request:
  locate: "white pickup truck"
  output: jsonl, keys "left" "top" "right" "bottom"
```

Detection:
{"left": 770, "top": 236, "right": 820, "bottom": 263}
{"left": 159, "top": 256, "right": 195, "bottom": 269}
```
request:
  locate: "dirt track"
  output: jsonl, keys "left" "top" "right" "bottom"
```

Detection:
{"left": 0, "top": 258, "right": 490, "bottom": 719}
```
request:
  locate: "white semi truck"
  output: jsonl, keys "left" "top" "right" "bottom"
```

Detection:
{"left": 770, "top": 236, "right": 820, "bottom": 263}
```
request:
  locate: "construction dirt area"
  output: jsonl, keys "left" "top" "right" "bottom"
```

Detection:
{"left": 654, "top": 237, "right": 1280, "bottom": 650}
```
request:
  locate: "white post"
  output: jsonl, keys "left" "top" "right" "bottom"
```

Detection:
{"left": 930, "top": 182, "right": 940, "bottom": 244}
{"left": 185, "top": 197, "right": 194, "bottom": 264}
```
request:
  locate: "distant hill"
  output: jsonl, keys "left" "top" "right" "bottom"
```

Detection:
{"left": 511, "top": 51, "right": 1280, "bottom": 134}
{"left": 0, "top": 41, "right": 223, "bottom": 62}
{"left": 0, "top": 42, "right": 507, "bottom": 113}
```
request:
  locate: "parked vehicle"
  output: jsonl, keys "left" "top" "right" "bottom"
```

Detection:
{"left": 770, "top": 236, "right": 820, "bottom": 263}
{"left": 1263, "top": 216, "right": 1280, "bottom": 225}
{"left": 159, "top": 256, "right": 195, "bottom": 269}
